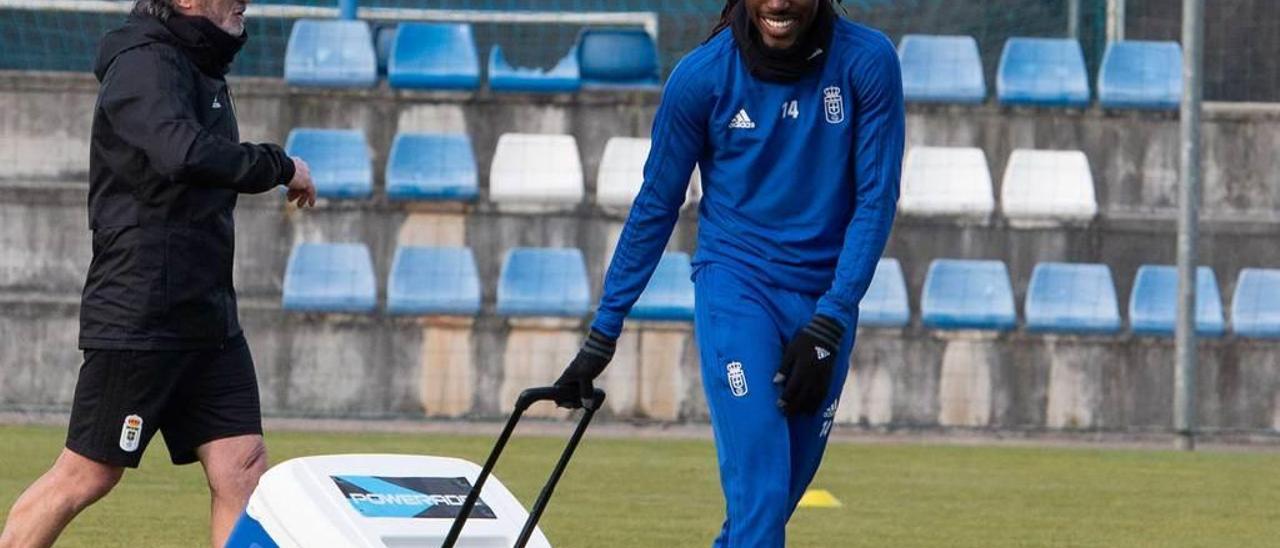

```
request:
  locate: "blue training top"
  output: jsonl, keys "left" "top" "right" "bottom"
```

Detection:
{"left": 592, "top": 19, "right": 905, "bottom": 338}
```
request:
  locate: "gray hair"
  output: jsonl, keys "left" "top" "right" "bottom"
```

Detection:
{"left": 133, "top": 0, "right": 176, "bottom": 21}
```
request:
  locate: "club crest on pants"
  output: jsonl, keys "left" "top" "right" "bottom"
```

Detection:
{"left": 119, "top": 414, "right": 142, "bottom": 452}
{"left": 727, "top": 361, "right": 748, "bottom": 397}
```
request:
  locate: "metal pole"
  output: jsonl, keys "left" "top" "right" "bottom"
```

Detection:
{"left": 338, "top": 0, "right": 357, "bottom": 20}
{"left": 1107, "top": 0, "right": 1126, "bottom": 42}
{"left": 1175, "top": 0, "right": 1204, "bottom": 452}
{"left": 1067, "top": 0, "right": 1081, "bottom": 39}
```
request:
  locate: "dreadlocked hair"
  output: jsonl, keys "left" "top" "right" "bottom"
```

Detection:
{"left": 705, "top": 0, "right": 741, "bottom": 42}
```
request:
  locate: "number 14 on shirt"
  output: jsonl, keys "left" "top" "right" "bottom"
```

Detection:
{"left": 781, "top": 100, "right": 799, "bottom": 120}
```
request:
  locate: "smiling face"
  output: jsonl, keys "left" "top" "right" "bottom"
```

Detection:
{"left": 744, "top": 0, "right": 820, "bottom": 49}
{"left": 176, "top": 0, "right": 248, "bottom": 36}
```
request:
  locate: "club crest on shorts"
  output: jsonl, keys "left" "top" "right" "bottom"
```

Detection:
{"left": 823, "top": 86, "right": 845, "bottom": 125}
{"left": 726, "top": 361, "right": 748, "bottom": 397}
{"left": 119, "top": 414, "right": 142, "bottom": 452}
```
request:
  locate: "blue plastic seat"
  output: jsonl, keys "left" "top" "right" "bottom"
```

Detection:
{"left": 997, "top": 37, "right": 1091, "bottom": 107}
{"left": 282, "top": 243, "right": 377, "bottom": 313}
{"left": 385, "top": 133, "right": 478, "bottom": 201}
{"left": 1231, "top": 269, "right": 1280, "bottom": 339}
{"left": 898, "top": 34, "right": 986, "bottom": 104}
{"left": 375, "top": 25, "right": 396, "bottom": 76}
{"left": 284, "top": 20, "right": 377, "bottom": 88}
{"left": 387, "top": 247, "right": 481, "bottom": 316}
{"left": 859, "top": 259, "right": 910, "bottom": 328}
{"left": 284, "top": 129, "right": 372, "bottom": 199}
{"left": 577, "top": 29, "right": 661, "bottom": 89}
{"left": 388, "top": 23, "right": 480, "bottom": 90}
{"left": 1025, "top": 263, "right": 1121, "bottom": 334}
{"left": 922, "top": 259, "right": 1017, "bottom": 331}
{"left": 631, "top": 252, "right": 694, "bottom": 322}
{"left": 1129, "top": 265, "right": 1225, "bottom": 337}
{"left": 496, "top": 248, "right": 590, "bottom": 317}
{"left": 1098, "top": 41, "right": 1183, "bottom": 110}
{"left": 489, "top": 46, "right": 581, "bottom": 93}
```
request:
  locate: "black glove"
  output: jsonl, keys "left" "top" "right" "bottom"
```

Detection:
{"left": 774, "top": 315, "right": 843, "bottom": 416}
{"left": 553, "top": 329, "right": 616, "bottom": 409}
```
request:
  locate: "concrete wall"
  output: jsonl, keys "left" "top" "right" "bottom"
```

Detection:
{"left": 1, "top": 71, "right": 1278, "bottom": 433}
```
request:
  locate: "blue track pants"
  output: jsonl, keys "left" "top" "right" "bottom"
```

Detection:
{"left": 693, "top": 263, "right": 855, "bottom": 548}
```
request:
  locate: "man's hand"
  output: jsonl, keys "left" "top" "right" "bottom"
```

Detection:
{"left": 553, "top": 330, "right": 616, "bottom": 409}
{"left": 286, "top": 157, "right": 316, "bottom": 208}
{"left": 775, "top": 315, "right": 843, "bottom": 415}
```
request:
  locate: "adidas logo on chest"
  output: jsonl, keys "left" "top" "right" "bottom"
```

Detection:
{"left": 728, "top": 108, "right": 755, "bottom": 129}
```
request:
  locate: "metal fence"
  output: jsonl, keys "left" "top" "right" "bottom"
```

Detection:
{"left": 0, "top": 1, "right": 1275, "bottom": 99}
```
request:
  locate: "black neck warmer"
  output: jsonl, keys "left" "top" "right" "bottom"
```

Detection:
{"left": 730, "top": 0, "right": 836, "bottom": 83}
{"left": 161, "top": 14, "right": 247, "bottom": 76}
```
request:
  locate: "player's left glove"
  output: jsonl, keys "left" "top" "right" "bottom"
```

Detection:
{"left": 775, "top": 315, "right": 843, "bottom": 415}
{"left": 553, "top": 329, "right": 615, "bottom": 410}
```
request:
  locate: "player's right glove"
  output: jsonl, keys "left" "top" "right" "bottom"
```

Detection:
{"left": 775, "top": 315, "right": 843, "bottom": 415}
{"left": 553, "top": 329, "right": 616, "bottom": 410}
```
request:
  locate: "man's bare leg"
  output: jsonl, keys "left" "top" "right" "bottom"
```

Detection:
{"left": 197, "top": 435, "right": 267, "bottom": 548}
{"left": 0, "top": 449, "right": 124, "bottom": 548}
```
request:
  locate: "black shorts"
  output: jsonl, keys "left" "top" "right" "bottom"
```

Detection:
{"left": 66, "top": 334, "right": 263, "bottom": 468}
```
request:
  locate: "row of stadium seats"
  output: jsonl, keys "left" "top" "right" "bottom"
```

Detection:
{"left": 286, "top": 128, "right": 1093, "bottom": 222}
{"left": 284, "top": 130, "right": 699, "bottom": 206}
{"left": 900, "top": 35, "right": 1182, "bottom": 109}
{"left": 282, "top": 20, "right": 1176, "bottom": 107}
{"left": 285, "top": 20, "right": 660, "bottom": 91}
{"left": 282, "top": 244, "right": 694, "bottom": 321}
{"left": 280, "top": 243, "right": 1280, "bottom": 339}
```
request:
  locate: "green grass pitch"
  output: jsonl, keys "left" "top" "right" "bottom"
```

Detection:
{"left": 1, "top": 425, "right": 1278, "bottom": 547}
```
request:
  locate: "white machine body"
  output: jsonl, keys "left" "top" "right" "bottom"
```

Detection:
{"left": 237, "top": 454, "right": 551, "bottom": 548}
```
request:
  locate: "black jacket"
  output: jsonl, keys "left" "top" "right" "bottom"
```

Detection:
{"left": 80, "top": 14, "right": 294, "bottom": 350}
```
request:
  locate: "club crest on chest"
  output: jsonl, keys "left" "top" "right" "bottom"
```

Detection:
{"left": 823, "top": 86, "right": 845, "bottom": 125}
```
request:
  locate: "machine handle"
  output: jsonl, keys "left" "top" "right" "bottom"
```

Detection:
{"left": 443, "top": 386, "right": 607, "bottom": 548}
{"left": 516, "top": 386, "right": 606, "bottom": 412}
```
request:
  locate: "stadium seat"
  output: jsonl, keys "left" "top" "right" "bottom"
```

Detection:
{"left": 1025, "top": 263, "right": 1121, "bottom": 334}
{"left": 489, "top": 45, "right": 581, "bottom": 93}
{"left": 1129, "top": 265, "right": 1226, "bottom": 337}
{"left": 496, "top": 248, "right": 590, "bottom": 317}
{"left": 631, "top": 252, "right": 694, "bottom": 322}
{"left": 997, "top": 37, "right": 1091, "bottom": 107}
{"left": 385, "top": 133, "right": 478, "bottom": 201}
{"left": 595, "top": 137, "right": 700, "bottom": 209}
{"left": 282, "top": 243, "right": 377, "bottom": 313}
{"left": 1231, "top": 269, "right": 1280, "bottom": 339}
{"left": 922, "top": 259, "right": 1017, "bottom": 331}
{"left": 387, "top": 246, "right": 481, "bottom": 316}
{"left": 596, "top": 137, "right": 651, "bottom": 208}
{"left": 1099, "top": 41, "right": 1183, "bottom": 110}
{"left": 577, "top": 29, "right": 661, "bottom": 89}
{"left": 284, "top": 20, "right": 377, "bottom": 88}
{"left": 374, "top": 25, "right": 396, "bottom": 75}
{"left": 900, "top": 147, "right": 994, "bottom": 218}
{"left": 898, "top": 34, "right": 987, "bottom": 104}
{"left": 284, "top": 129, "right": 372, "bottom": 199}
{"left": 1001, "top": 149, "right": 1098, "bottom": 223}
{"left": 489, "top": 134, "right": 584, "bottom": 207}
{"left": 388, "top": 23, "right": 481, "bottom": 90}
{"left": 859, "top": 258, "right": 910, "bottom": 328}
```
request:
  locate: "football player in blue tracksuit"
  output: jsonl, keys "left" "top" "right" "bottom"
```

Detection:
{"left": 554, "top": 0, "right": 903, "bottom": 545}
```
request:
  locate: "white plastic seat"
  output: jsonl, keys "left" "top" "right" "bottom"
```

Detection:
{"left": 1001, "top": 149, "right": 1097, "bottom": 223}
{"left": 489, "top": 134, "right": 583, "bottom": 209}
{"left": 596, "top": 137, "right": 699, "bottom": 210}
{"left": 900, "top": 147, "right": 994, "bottom": 218}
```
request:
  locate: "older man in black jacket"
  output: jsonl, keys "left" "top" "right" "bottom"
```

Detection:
{"left": 0, "top": 0, "right": 314, "bottom": 546}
